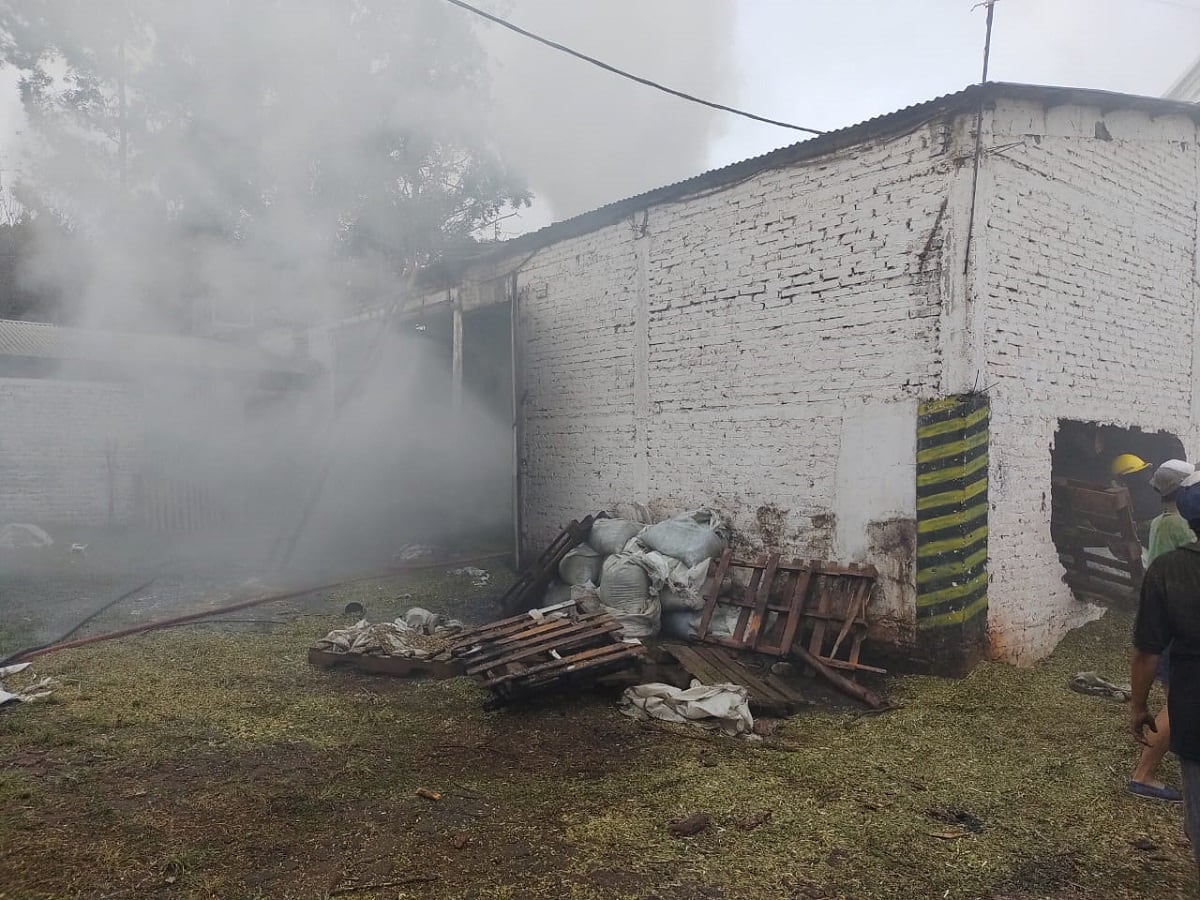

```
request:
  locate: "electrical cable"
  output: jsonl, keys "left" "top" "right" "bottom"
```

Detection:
{"left": 439, "top": 0, "right": 824, "bottom": 135}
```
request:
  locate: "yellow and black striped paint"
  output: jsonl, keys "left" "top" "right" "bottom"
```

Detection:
{"left": 916, "top": 394, "right": 989, "bottom": 631}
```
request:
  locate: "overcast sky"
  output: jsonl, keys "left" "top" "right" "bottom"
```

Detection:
{"left": 485, "top": 0, "right": 1200, "bottom": 233}
{"left": 712, "top": 0, "right": 1200, "bottom": 167}
{"left": 1, "top": 0, "right": 1198, "bottom": 234}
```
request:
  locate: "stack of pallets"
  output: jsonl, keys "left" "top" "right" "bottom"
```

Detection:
{"left": 446, "top": 603, "right": 644, "bottom": 708}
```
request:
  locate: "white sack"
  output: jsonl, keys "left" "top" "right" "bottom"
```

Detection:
{"left": 661, "top": 607, "right": 738, "bottom": 641}
{"left": 597, "top": 549, "right": 672, "bottom": 639}
{"left": 639, "top": 509, "right": 726, "bottom": 568}
{"left": 659, "top": 557, "right": 711, "bottom": 612}
{"left": 589, "top": 519, "right": 645, "bottom": 555}
{"left": 620, "top": 679, "right": 754, "bottom": 737}
{"left": 559, "top": 544, "right": 604, "bottom": 586}
{"left": 609, "top": 502, "right": 653, "bottom": 525}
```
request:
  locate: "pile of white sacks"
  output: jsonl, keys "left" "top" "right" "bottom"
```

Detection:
{"left": 545, "top": 509, "right": 730, "bottom": 640}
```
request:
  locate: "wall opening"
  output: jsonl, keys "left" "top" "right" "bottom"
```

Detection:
{"left": 1050, "top": 419, "right": 1184, "bottom": 607}
{"left": 1052, "top": 419, "right": 1184, "bottom": 529}
{"left": 461, "top": 302, "right": 515, "bottom": 552}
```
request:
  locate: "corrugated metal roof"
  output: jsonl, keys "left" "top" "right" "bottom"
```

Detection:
{"left": 480, "top": 82, "right": 1200, "bottom": 261}
{"left": 0, "top": 318, "right": 309, "bottom": 375}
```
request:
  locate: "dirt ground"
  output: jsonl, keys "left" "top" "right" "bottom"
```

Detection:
{"left": 0, "top": 554, "right": 1196, "bottom": 899}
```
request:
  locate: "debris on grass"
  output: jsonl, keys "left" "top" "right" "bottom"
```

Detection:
{"left": 1, "top": 570, "right": 1194, "bottom": 900}
{"left": 668, "top": 811, "right": 711, "bottom": 837}
{"left": 449, "top": 566, "right": 491, "bottom": 587}
{"left": 0, "top": 662, "right": 57, "bottom": 707}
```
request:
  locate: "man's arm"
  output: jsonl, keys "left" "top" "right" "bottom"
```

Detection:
{"left": 1129, "top": 649, "right": 1160, "bottom": 745}
{"left": 1131, "top": 563, "right": 1171, "bottom": 744}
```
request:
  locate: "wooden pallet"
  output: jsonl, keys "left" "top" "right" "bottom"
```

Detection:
{"left": 448, "top": 604, "right": 644, "bottom": 706}
{"left": 498, "top": 514, "right": 602, "bottom": 616}
{"left": 695, "top": 551, "right": 883, "bottom": 674}
{"left": 660, "top": 643, "right": 810, "bottom": 716}
{"left": 1051, "top": 477, "right": 1144, "bottom": 606}
{"left": 307, "top": 647, "right": 461, "bottom": 680}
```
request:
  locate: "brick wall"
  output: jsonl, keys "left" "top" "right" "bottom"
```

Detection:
{"left": 0, "top": 376, "right": 143, "bottom": 526}
{"left": 512, "top": 118, "right": 971, "bottom": 639}
{"left": 981, "top": 98, "right": 1200, "bottom": 662}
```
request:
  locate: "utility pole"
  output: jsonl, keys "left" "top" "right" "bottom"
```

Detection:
{"left": 963, "top": 0, "right": 998, "bottom": 276}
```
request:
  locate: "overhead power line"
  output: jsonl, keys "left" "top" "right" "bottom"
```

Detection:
{"left": 440, "top": 0, "right": 824, "bottom": 135}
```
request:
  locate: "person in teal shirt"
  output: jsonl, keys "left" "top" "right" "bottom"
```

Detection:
{"left": 1129, "top": 459, "right": 1196, "bottom": 801}
{"left": 1148, "top": 461, "right": 1198, "bottom": 562}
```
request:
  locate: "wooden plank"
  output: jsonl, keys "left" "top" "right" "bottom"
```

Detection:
{"left": 465, "top": 620, "right": 624, "bottom": 674}
{"left": 816, "top": 655, "right": 888, "bottom": 675}
{"left": 829, "top": 578, "right": 870, "bottom": 661}
{"left": 519, "top": 647, "right": 645, "bottom": 689}
{"left": 1060, "top": 487, "right": 1132, "bottom": 514}
{"left": 497, "top": 514, "right": 597, "bottom": 617}
{"left": 847, "top": 631, "right": 864, "bottom": 670}
{"left": 1062, "top": 563, "right": 1135, "bottom": 588}
{"left": 807, "top": 573, "right": 834, "bottom": 661}
{"left": 462, "top": 618, "right": 621, "bottom": 668}
{"left": 461, "top": 617, "right": 579, "bottom": 650}
{"left": 662, "top": 644, "right": 809, "bottom": 715}
{"left": 775, "top": 566, "right": 812, "bottom": 656}
{"left": 809, "top": 561, "right": 879, "bottom": 578}
{"left": 745, "top": 553, "right": 780, "bottom": 648}
{"left": 696, "top": 648, "right": 794, "bottom": 704}
{"left": 730, "top": 565, "right": 764, "bottom": 646}
{"left": 448, "top": 607, "right": 577, "bottom": 649}
{"left": 663, "top": 642, "right": 736, "bottom": 688}
{"left": 1064, "top": 574, "right": 1136, "bottom": 600}
{"left": 450, "top": 606, "right": 606, "bottom": 649}
{"left": 694, "top": 648, "right": 807, "bottom": 715}
{"left": 1058, "top": 549, "right": 1139, "bottom": 574}
{"left": 484, "top": 643, "right": 642, "bottom": 688}
{"left": 696, "top": 549, "right": 734, "bottom": 641}
{"left": 307, "top": 648, "right": 460, "bottom": 680}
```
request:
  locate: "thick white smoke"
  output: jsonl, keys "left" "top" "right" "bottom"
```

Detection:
{"left": 480, "top": 0, "right": 738, "bottom": 225}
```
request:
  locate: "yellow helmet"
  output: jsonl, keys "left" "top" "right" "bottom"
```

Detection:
{"left": 1111, "top": 453, "right": 1150, "bottom": 477}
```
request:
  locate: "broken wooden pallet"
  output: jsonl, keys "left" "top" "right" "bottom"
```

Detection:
{"left": 660, "top": 643, "right": 810, "bottom": 717}
{"left": 448, "top": 604, "right": 643, "bottom": 707}
{"left": 696, "top": 550, "right": 883, "bottom": 675}
{"left": 1051, "top": 477, "right": 1144, "bottom": 606}
{"left": 306, "top": 648, "right": 461, "bottom": 680}
{"left": 497, "top": 514, "right": 602, "bottom": 616}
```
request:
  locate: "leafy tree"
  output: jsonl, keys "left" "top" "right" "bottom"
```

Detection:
{"left": 0, "top": 0, "right": 530, "bottom": 328}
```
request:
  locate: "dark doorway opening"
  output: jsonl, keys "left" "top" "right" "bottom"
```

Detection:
{"left": 1051, "top": 420, "right": 1185, "bottom": 606}
{"left": 1052, "top": 420, "right": 1185, "bottom": 489}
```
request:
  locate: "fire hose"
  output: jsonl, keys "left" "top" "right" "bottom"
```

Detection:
{"left": 0, "top": 552, "right": 508, "bottom": 666}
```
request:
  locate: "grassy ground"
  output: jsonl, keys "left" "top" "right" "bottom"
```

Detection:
{"left": 0, "top": 574, "right": 1194, "bottom": 900}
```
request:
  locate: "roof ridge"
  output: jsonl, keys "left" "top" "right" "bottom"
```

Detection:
{"left": 470, "top": 81, "right": 1200, "bottom": 265}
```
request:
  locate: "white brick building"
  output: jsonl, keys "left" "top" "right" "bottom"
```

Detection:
{"left": 0, "top": 319, "right": 310, "bottom": 529}
{"left": 404, "top": 82, "right": 1200, "bottom": 671}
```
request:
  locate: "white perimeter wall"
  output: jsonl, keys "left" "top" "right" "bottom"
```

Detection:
{"left": 513, "top": 118, "right": 977, "bottom": 642}
{"left": 980, "top": 98, "right": 1200, "bottom": 663}
{"left": 0, "top": 376, "right": 143, "bottom": 526}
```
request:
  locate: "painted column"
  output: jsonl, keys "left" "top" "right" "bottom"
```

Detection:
{"left": 915, "top": 393, "right": 990, "bottom": 673}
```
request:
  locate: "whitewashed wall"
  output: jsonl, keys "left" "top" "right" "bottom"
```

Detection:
{"left": 981, "top": 98, "right": 1200, "bottom": 663}
{"left": 0, "top": 376, "right": 143, "bottom": 525}
{"left": 510, "top": 117, "right": 977, "bottom": 642}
